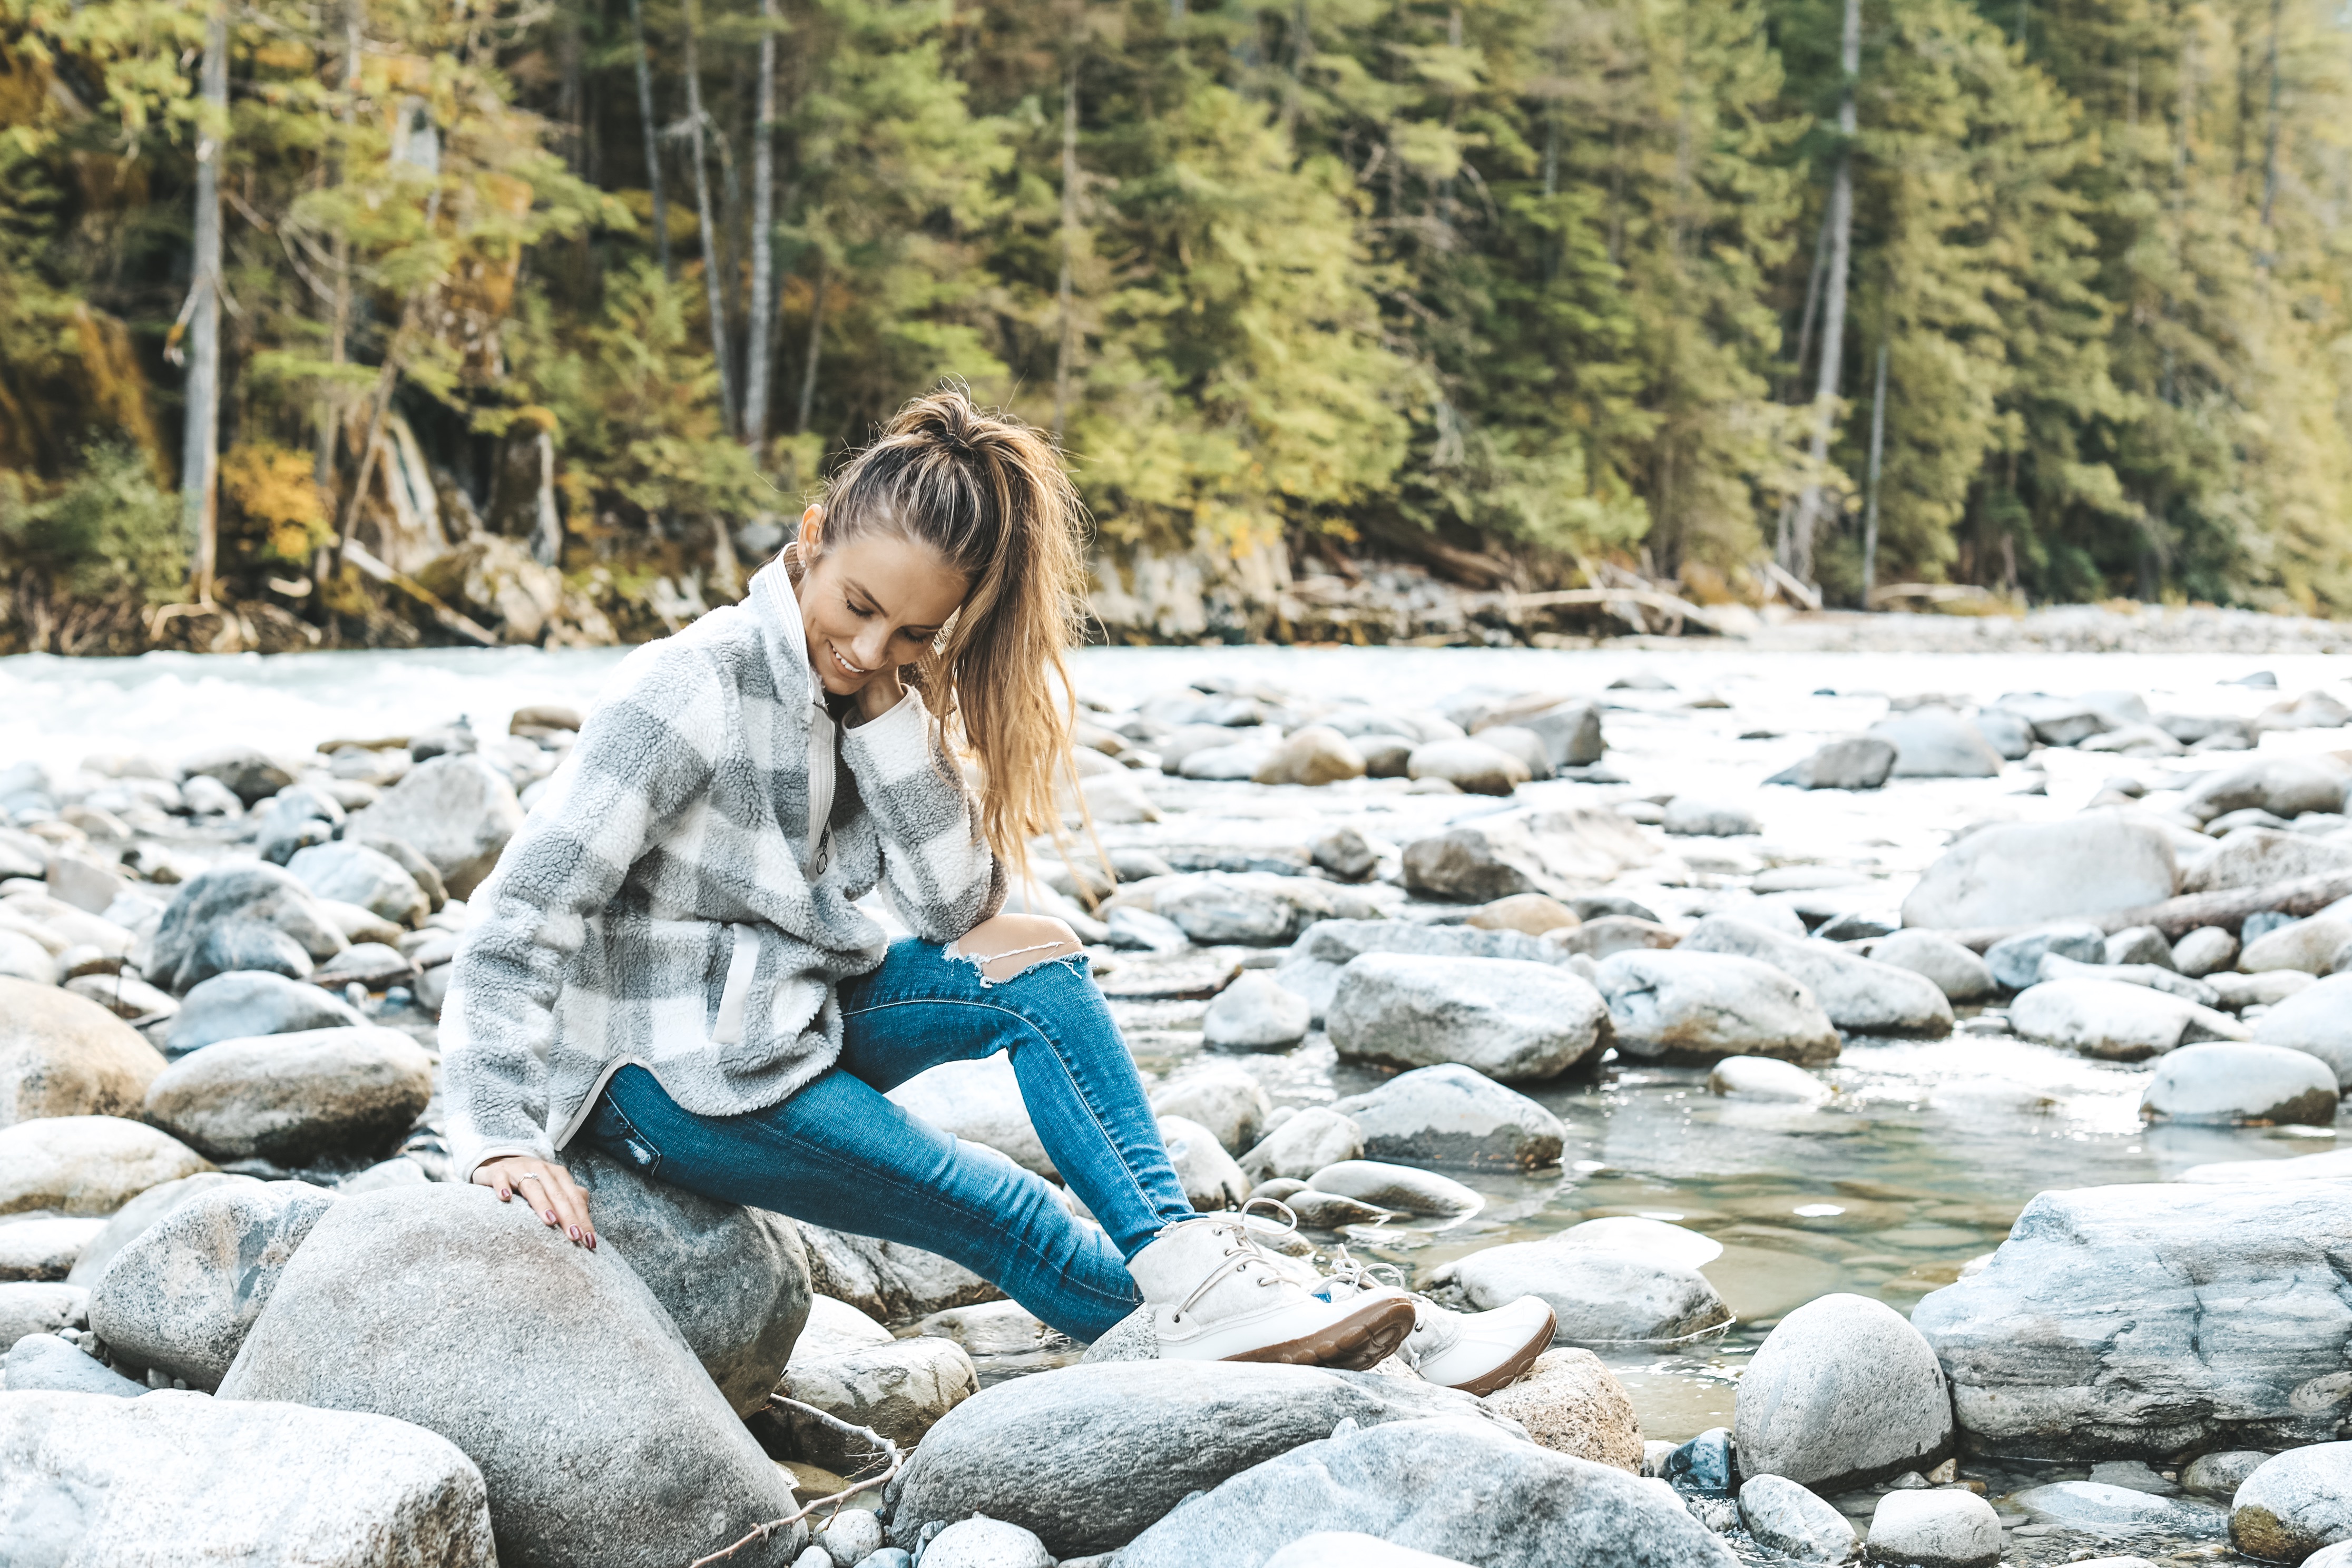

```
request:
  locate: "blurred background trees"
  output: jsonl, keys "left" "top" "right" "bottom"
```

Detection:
{"left": 2, "top": 0, "right": 2349, "bottom": 650}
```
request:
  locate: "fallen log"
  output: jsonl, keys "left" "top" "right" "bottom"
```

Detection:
{"left": 1939, "top": 869, "right": 2352, "bottom": 951}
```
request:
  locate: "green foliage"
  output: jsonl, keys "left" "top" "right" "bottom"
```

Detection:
{"left": 0, "top": 439, "right": 184, "bottom": 602}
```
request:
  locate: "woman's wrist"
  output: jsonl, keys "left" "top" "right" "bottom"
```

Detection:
{"left": 850, "top": 672, "right": 908, "bottom": 727}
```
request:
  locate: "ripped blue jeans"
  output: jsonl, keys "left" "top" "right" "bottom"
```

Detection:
{"left": 579, "top": 937, "right": 1196, "bottom": 1342}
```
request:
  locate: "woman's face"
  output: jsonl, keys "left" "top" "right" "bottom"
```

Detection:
{"left": 793, "top": 506, "right": 968, "bottom": 699}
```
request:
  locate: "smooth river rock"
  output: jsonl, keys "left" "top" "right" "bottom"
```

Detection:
{"left": 1327, "top": 953, "right": 1608, "bottom": 1082}
{"left": 2009, "top": 978, "right": 2246, "bottom": 1060}
{"left": 1276, "top": 917, "right": 1556, "bottom": 1025}
{"left": 143, "top": 1025, "right": 435, "bottom": 1164}
{"left": 1866, "top": 929, "right": 1997, "bottom": 1002}
{"left": 781, "top": 1335, "right": 977, "bottom": 1470}
{"left": 1592, "top": 949, "right": 1842, "bottom": 1065}
{"left": 1900, "top": 812, "right": 2178, "bottom": 932}
{"left": 0, "top": 977, "right": 167, "bottom": 1129}
{"left": 2141, "top": 1043, "right": 2339, "bottom": 1126}
{"left": 1400, "top": 808, "right": 1657, "bottom": 904}
{"left": 1454, "top": 1242, "right": 1731, "bottom": 1344}
{"left": 1865, "top": 1491, "right": 2001, "bottom": 1568}
{"left": 2253, "top": 974, "right": 2352, "bottom": 1088}
{"left": 1329, "top": 1063, "right": 1566, "bottom": 1171}
{"left": 217, "top": 1184, "right": 804, "bottom": 1568}
{"left": 2232, "top": 1444, "right": 2352, "bottom": 1563}
{"left": 1912, "top": 1181, "right": 2352, "bottom": 1458}
{"left": 344, "top": 754, "right": 525, "bottom": 899}
{"left": 1681, "top": 916, "right": 1953, "bottom": 1037}
{"left": 0, "top": 1388, "right": 496, "bottom": 1565}
{"left": 1739, "top": 1473, "right": 1861, "bottom": 1562}
{"left": 1200, "top": 970, "right": 1312, "bottom": 1050}
{"left": 0, "top": 1115, "right": 211, "bottom": 1216}
{"left": 164, "top": 968, "right": 368, "bottom": 1053}
{"left": 147, "top": 861, "right": 349, "bottom": 995}
{"left": 1478, "top": 1347, "right": 1643, "bottom": 1472}
{"left": 1734, "top": 1293, "right": 1955, "bottom": 1492}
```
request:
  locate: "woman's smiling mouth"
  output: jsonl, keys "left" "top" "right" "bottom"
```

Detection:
{"left": 828, "top": 642, "right": 872, "bottom": 679}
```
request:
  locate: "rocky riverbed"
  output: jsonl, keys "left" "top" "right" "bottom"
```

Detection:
{"left": 8, "top": 640, "right": 2352, "bottom": 1568}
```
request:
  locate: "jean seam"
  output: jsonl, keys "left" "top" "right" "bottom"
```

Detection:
{"left": 592, "top": 1089, "right": 664, "bottom": 1177}
{"left": 840, "top": 993, "right": 1172, "bottom": 1235}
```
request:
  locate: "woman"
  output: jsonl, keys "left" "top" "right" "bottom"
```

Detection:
{"left": 442, "top": 387, "right": 1552, "bottom": 1389}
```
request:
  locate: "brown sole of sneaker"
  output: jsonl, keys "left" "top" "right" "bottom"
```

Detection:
{"left": 1222, "top": 1296, "right": 1419, "bottom": 1374}
{"left": 1445, "top": 1303, "right": 1557, "bottom": 1396}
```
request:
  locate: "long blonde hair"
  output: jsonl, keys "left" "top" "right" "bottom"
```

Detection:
{"left": 812, "top": 385, "right": 1090, "bottom": 881}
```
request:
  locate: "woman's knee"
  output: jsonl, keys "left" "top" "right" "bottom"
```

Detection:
{"left": 953, "top": 912, "right": 1083, "bottom": 982}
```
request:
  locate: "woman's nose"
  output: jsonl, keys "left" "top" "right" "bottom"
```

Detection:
{"left": 852, "top": 626, "right": 894, "bottom": 670}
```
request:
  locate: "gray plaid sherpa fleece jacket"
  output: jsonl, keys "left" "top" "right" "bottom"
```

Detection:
{"left": 441, "top": 558, "right": 1005, "bottom": 1181}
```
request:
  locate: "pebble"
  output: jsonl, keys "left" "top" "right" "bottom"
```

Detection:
{"left": 817, "top": 1511, "right": 886, "bottom": 1566}
{"left": 1739, "top": 1473, "right": 1861, "bottom": 1562}
{"left": 1864, "top": 1489, "right": 2002, "bottom": 1568}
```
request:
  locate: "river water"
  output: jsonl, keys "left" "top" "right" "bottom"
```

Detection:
{"left": 8, "top": 640, "right": 2350, "bottom": 1444}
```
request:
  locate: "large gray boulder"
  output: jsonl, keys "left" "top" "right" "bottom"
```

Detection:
{"left": 0, "top": 977, "right": 166, "bottom": 1129}
{"left": 165, "top": 969, "right": 368, "bottom": 1053}
{"left": 1681, "top": 916, "right": 1953, "bottom": 1037}
{"left": 1867, "top": 929, "right": 1997, "bottom": 1002}
{"left": 148, "top": 861, "right": 349, "bottom": 994}
{"left": 2010, "top": 978, "right": 2246, "bottom": 1060}
{"left": 1330, "top": 1063, "right": 1566, "bottom": 1171}
{"left": 287, "top": 840, "right": 430, "bottom": 927}
{"left": 2253, "top": 974, "right": 2352, "bottom": 1088}
{"left": 883, "top": 1363, "right": 1528, "bottom": 1557}
{"left": 1112, "top": 1415, "right": 1738, "bottom": 1568}
{"left": 85, "top": 1179, "right": 337, "bottom": 1390}
{"left": 1452, "top": 1242, "right": 1730, "bottom": 1344}
{"left": 65, "top": 1170, "right": 254, "bottom": 1287}
{"left": 2184, "top": 828, "right": 2352, "bottom": 895}
{"left": 2141, "top": 1043, "right": 2339, "bottom": 1126}
{"left": 1900, "top": 812, "right": 2178, "bottom": 932}
{"left": 1400, "top": 808, "right": 1657, "bottom": 904}
{"left": 568, "top": 1144, "right": 811, "bottom": 1415}
{"left": 217, "top": 1184, "right": 804, "bottom": 1568}
{"left": 0, "top": 1115, "right": 211, "bottom": 1216}
{"left": 2183, "top": 756, "right": 2350, "bottom": 822}
{"left": 1912, "top": 1181, "right": 2352, "bottom": 1457}
{"left": 1870, "top": 710, "right": 2006, "bottom": 778}
{"left": 143, "top": 1026, "right": 434, "bottom": 1165}
{"left": 796, "top": 1223, "right": 1002, "bottom": 1325}
{"left": 345, "top": 754, "right": 525, "bottom": 899}
{"left": 2232, "top": 1444, "right": 2352, "bottom": 1562}
{"left": 1733, "top": 1293, "right": 1954, "bottom": 1492}
{"left": 1592, "top": 949, "right": 1841, "bottom": 1065}
{"left": 0, "top": 1388, "right": 496, "bottom": 1566}
{"left": 1277, "top": 918, "right": 1557, "bottom": 1024}
{"left": 1328, "top": 954, "right": 1608, "bottom": 1082}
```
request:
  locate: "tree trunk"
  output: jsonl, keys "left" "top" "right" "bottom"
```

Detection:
{"left": 314, "top": 0, "right": 362, "bottom": 587}
{"left": 180, "top": 3, "right": 228, "bottom": 606}
{"left": 795, "top": 260, "right": 826, "bottom": 435}
{"left": 741, "top": 0, "right": 778, "bottom": 452}
{"left": 629, "top": 0, "right": 671, "bottom": 279}
{"left": 681, "top": 0, "right": 736, "bottom": 436}
{"left": 1860, "top": 337, "right": 1888, "bottom": 604}
{"left": 1781, "top": 0, "right": 1859, "bottom": 584}
{"left": 1051, "top": 58, "right": 1080, "bottom": 442}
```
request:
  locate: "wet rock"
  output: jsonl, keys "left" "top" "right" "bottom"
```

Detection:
{"left": 178, "top": 743, "right": 295, "bottom": 807}
{"left": 165, "top": 969, "right": 367, "bottom": 1053}
{"left": 1278, "top": 918, "right": 1556, "bottom": 1024}
{"left": 344, "top": 754, "right": 526, "bottom": 900}
{"left": 918, "top": 1516, "right": 1052, "bottom": 1568}
{"left": 1912, "top": 1181, "right": 2352, "bottom": 1458}
{"left": 149, "top": 861, "right": 348, "bottom": 994}
{"left": 1454, "top": 1242, "right": 1731, "bottom": 1344}
{"left": 86, "top": 1179, "right": 336, "bottom": 1389}
{"left": 2186, "top": 829, "right": 2352, "bottom": 895}
{"left": 796, "top": 1224, "right": 1002, "bottom": 1326}
{"left": 2210, "top": 971, "right": 2317, "bottom": 1010}
{"left": 1663, "top": 798, "right": 1761, "bottom": 837}
{"left": 909, "top": 1299, "right": 1056, "bottom": 1358}
{"left": 1305, "top": 1160, "right": 1480, "bottom": 1217}
{"left": 1201, "top": 970, "right": 1311, "bottom": 1050}
{"left": 0, "top": 930, "right": 54, "bottom": 985}
{"left": 2253, "top": 975, "right": 2352, "bottom": 1087}
{"left": 1549, "top": 915, "right": 1681, "bottom": 959}
{"left": 568, "top": 1145, "right": 811, "bottom": 1415}
{"left": 1104, "top": 907, "right": 1188, "bottom": 953}
{"left": 1514, "top": 700, "right": 1608, "bottom": 768}
{"left": 884, "top": 1361, "right": 1509, "bottom": 1556}
{"left": 1286, "top": 1189, "right": 1393, "bottom": 1228}
{"left": 1480, "top": 1347, "right": 1642, "bottom": 1472}
{"left": 0, "top": 1115, "right": 211, "bottom": 1216}
{"left": 1682, "top": 916, "right": 1953, "bottom": 1038}
{"left": 1468, "top": 893, "right": 1581, "bottom": 936}
{"left": 2242, "top": 917, "right": 2352, "bottom": 975}
{"left": 789, "top": 1296, "right": 895, "bottom": 1368}
{"left": 1734, "top": 1293, "right": 1955, "bottom": 1492}
{"left": 1550, "top": 1217, "right": 1722, "bottom": 1271}
{"left": 1115, "top": 1415, "right": 1734, "bottom": 1568}
{"left": 64, "top": 1171, "right": 254, "bottom": 1287}
{"left": 1707, "top": 1055, "right": 1830, "bottom": 1104}
{"left": 1239, "top": 1108, "right": 1365, "bottom": 1182}
{"left": 1767, "top": 738, "right": 1897, "bottom": 791}
{"left": 287, "top": 841, "right": 430, "bottom": 928}
{"left": 1160, "top": 1114, "right": 1250, "bottom": 1210}
{"left": 218, "top": 1184, "right": 804, "bottom": 1568}
{"left": 1739, "top": 1473, "right": 1861, "bottom": 1562}
{"left": 0, "top": 1280, "right": 86, "bottom": 1345}
{"left": 1331, "top": 1062, "right": 1565, "bottom": 1172}
{"left": 2009, "top": 1482, "right": 2223, "bottom": 1535}
{"left": 2183, "top": 757, "right": 2350, "bottom": 822}
{"left": 1399, "top": 808, "right": 1657, "bottom": 904}
{"left": 886, "top": 1055, "right": 1052, "bottom": 1179}
{"left": 1871, "top": 711, "right": 2006, "bottom": 778}
{"left": 1983, "top": 924, "right": 2108, "bottom": 989}
{"left": 1901, "top": 812, "right": 2179, "bottom": 932}
{"left": 1865, "top": 1491, "right": 2001, "bottom": 1568}
{"left": 1407, "top": 739, "right": 1530, "bottom": 796}
{"left": 1151, "top": 1064, "right": 1272, "bottom": 1155}
{"left": 144, "top": 1026, "right": 434, "bottom": 1165}
{"left": 2141, "top": 1043, "right": 2338, "bottom": 1126}
{"left": 0, "top": 976, "right": 166, "bottom": 1128}
{"left": 2008, "top": 978, "right": 2247, "bottom": 1060}
{"left": 2107, "top": 926, "right": 2179, "bottom": 968}
{"left": 1865, "top": 930, "right": 1996, "bottom": 1002}
{"left": 780, "top": 1336, "right": 978, "bottom": 1471}
{"left": 2231, "top": 1444, "right": 2352, "bottom": 1563}
{"left": 0, "top": 1216, "right": 103, "bottom": 1281}
{"left": 1328, "top": 953, "right": 1608, "bottom": 1082}
{"left": 2184, "top": 1452, "right": 2271, "bottom": 1501}
{"left": 1593, "top": 949, "right": 1842, "bottom": 1066}
{"left": 3, "top": 1331, "right": 145, "bottom": 1395}
{"left": 2037, "top": 952, "right": 2220, "bottom": 1005}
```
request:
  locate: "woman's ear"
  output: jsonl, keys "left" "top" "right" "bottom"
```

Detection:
{"left": 798, "top": 505, "right": 825, "bottom": 556}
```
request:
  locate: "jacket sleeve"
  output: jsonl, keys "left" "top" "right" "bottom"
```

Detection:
{"left": 439, "top": 645, "right": 724, "bottom": 1181}
{"left": 839, "top": 688, "right": 1006, "bottom": 945}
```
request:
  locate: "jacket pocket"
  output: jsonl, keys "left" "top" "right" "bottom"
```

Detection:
{"left": 712, "top": 923, "right": 762, "bottom": 1045}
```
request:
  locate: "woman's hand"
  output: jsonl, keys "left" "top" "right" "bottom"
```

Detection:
{"left": 474, "top": 1155, "right": 596, "bottom": 1249}
{"left": 849, "top": 666, "right": 907, "bottom": 727}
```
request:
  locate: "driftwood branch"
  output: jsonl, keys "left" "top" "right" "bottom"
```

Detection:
{"left": 1939, "top": 869, "right": 2352, "bottom": 951}
{"left": 687, "top": 1395, "right": 905, "bottom": 1568}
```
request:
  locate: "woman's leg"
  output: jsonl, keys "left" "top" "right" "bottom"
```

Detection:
{"left": 831, "top": 934, "right": 1197, "bottom": 1260}
{"left": 580, "top": 1064, "right": 1144, "bottom": 1342}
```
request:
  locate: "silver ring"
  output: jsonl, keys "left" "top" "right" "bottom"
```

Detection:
{"left": 516, "top": 1173, "right": 543, "bottom": 1183}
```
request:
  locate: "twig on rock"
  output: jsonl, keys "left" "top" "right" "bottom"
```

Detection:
{"left": 687, "top": 1394, "right": 903, "bottom": 1568}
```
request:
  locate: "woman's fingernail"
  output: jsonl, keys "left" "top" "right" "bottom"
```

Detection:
{"left": 586, "top": 1234, "right": 597, "bottom": 1250}
{"left": 545, "top": 1210, "right": 558, "bottom": 1223}
{"left": 568, "top": 1226, "right": 581, "bottom": 1241}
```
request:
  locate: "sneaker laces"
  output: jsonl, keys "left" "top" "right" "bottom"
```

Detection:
{"left": 1158, "top": 1210, "right": 1296, "bottom": 1320}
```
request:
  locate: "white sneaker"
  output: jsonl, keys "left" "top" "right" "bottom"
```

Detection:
{"left": 1307, "top": 1244, "right": 1556, "bottom": 1395}
{"left": 1126, "top": 1214, "right": 1417, "bottom": 1370}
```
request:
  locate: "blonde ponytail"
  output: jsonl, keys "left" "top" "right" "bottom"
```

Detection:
{"left": 814, "top": 384, "right": 1091, "bottom": 885}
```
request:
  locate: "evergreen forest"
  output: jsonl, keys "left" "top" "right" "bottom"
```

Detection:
{"left": 3, "top": 0, "right": 2351, "bottom": 651}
